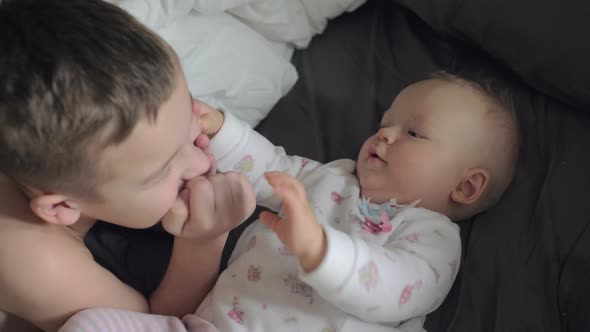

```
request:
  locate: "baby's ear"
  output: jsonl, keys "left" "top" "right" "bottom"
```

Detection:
{"left": 30, "top": 194, "right": 81, "bottom": 226}
{"left": 450, "top": 168, "right": 490, "bottom": 206}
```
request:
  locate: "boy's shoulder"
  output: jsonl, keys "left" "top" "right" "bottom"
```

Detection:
{"left": 0, "top": 176, "right": 147, "bottom": 331}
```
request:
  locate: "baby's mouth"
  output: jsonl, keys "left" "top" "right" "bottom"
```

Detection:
{"left": 368, "top": 147, "right": 386, "bottom": 163}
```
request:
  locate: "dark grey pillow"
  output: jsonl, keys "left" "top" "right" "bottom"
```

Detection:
{"left": 258, "top": 2, "right": 590, "bottom": 331}
{"left": 390, "top": 0, "right": 590, "bottom": 109}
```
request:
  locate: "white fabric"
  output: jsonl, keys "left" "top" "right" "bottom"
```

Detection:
{"left": 108, "top": 0, "right": 365, "bottom": 127}
{"left": 193, "top": 0, "right": 366, "bottom": 48}
{"left": 109, "top": 0, "right": 295, "bottom": 127}
{"left": 200, "top": 111, "right": 462, "bottom": 332}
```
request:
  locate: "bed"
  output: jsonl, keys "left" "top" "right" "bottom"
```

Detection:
{"left": 85, "top": 0, "right": 590, "bottom": 331}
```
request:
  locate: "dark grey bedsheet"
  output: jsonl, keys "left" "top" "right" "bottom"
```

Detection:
{"left": 86, "top": 1, "right": 590, "bottom": 331}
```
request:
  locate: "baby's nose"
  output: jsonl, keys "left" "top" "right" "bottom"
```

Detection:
{"left": 377, "top": 128, "right": 395, "bottom": 144}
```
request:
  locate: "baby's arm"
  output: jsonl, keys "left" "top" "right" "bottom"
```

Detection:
{"left": 259, "top": 172, "right": 326, "bottom": 271}
{"left": 255, "top": 173, "right": 461, "bottom": 322}
{"left": 200, "top": 102, "right": 320, "bottom": 212}
{"left": 300, "top": 210, "right": 461, "bottom": 323}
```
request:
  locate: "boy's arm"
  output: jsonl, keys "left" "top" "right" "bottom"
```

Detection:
{"left": 0, "top": 162, "right": 254, "bottom": 331}
{"left": 151, "top": 168, "right": 256, "bottom": 317}
{"left": 0, "top": 176, "right": 153, "bottom": 332}
{"left": 148, "top": 235, "right": 227, "bottom": 317}
{"left": 0, "top": 228, "right": 149, "bottom": 332}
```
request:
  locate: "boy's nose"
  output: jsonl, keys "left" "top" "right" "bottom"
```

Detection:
{"left": 377, "top": 127, "right": 396, "bottom": 144}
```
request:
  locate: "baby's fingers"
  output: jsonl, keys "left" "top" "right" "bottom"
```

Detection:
{"left": 260, "top": 211, "right": 282, "bottom": 233}
{"left": 194, "top": 133, "right": 210, "bottom": 150}
{"left": 265, "top": 172, "right": 305, "bottom": 198}
{"left": 265, "top": 172, "right": 307, "bottom": 216}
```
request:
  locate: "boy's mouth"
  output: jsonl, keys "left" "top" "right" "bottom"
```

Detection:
{"left": 178, "top": 181, "right": 187, "bottom": 193}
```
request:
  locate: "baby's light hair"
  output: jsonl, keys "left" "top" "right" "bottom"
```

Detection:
{"left": 431, "top": 70, "right": 520, "bottom": 215}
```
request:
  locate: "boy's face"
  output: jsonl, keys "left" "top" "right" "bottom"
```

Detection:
{"left": 356, "top": 79, "right": 490, "bottom": 213}
{"left": 75, "top": 71, "right": 212, "bottom": 228}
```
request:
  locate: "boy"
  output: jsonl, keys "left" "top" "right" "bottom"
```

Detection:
{"left": 192, "top": 71, "right": 518, "bottom": 331}
{"left": 0, "top": 0, "right": 255, "bottom": 331}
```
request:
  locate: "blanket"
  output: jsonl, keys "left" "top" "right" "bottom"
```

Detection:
{"left": 108, "top": 0, "right": 364, "bottom": 127}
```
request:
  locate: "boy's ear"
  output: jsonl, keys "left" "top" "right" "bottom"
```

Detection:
{"left": 29, "top": 194, "right": 81, "bottom": 226}
{"left": 450, "top": 168, "right": 490, "bottom": 206}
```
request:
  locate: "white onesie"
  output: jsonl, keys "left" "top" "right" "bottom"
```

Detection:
{"left": 198, "top": 111, "right": 461, "bottom": 332}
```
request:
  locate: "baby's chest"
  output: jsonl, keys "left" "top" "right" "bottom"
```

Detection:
{"left": 299, "top": 177, "right": 395, "bottom": 245}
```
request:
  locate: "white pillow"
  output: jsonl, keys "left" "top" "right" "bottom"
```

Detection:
{"left": 111, "top": 0, "right": 298, "bottom": 127}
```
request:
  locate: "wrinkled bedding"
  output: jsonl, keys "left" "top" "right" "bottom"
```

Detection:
{"left": 108, "top": 0, "right": 363, "bottom": 127}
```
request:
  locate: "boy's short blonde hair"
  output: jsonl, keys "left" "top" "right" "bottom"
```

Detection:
{"left": 0, "top": 0, "right": 179, "bottom": 198}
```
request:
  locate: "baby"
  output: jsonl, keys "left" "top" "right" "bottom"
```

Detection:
{"left": 194, "top": 70, "right": 519, "bottom": 331}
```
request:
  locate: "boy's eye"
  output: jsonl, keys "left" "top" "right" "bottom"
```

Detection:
{"left": 156, "top": 166, "right": 171, "bottom": 182}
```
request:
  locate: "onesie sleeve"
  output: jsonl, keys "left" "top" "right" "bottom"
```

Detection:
{"left": 209, "top": 110, "right": 323, "bottom": 212}
{"left": 299, "top": 208, "right": 461, "bottom": 323}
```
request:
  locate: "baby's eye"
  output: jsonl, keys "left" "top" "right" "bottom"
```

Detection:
{"left": 407, "top": 130, "right": 424, "bottom": 139}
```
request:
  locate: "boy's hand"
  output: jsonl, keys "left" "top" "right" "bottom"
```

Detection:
{"left": 161, "top": 172, "right": 255, "bottom": 240}
{"left": 259, "top": 172, "right": 327, "bottom": 272}
{"left": 194, "top": 99, "right": 224, "bottom": 137}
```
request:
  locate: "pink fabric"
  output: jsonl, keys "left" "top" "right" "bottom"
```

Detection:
{"left": 58, "top": 308, "right": 218, "bottom": 332}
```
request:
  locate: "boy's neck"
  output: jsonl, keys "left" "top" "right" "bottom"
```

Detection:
{"left": 67, "top": 216, "right": 97, "bottom": 240}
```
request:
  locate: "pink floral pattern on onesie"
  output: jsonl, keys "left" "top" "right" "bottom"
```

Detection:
{"left": 247, "top": 236, "right": 257, "bottom": 250}
{"left": 399, "top": 280, "right": 422, "bottom": 306}
{"left": 278, "top": 245, "right": 294, "bottom": 256}
{"left": 228, "top": 297, "right": 244, "bottom": 325}
{"left": 330, "top": 192, "right": 350, "bottom": 205}
{"left": 301, "top": 158, "right": 310, "bottom": 168}
{"left": 233, "top": 155, "right": 254, "bottom": 172}
{"left": 283, "top": 274, "right": 314, "bottom": 304}
{"left": 247, "top": 265, "right": 262, "bottom": 282}
{"left": 358, "top": 260, "right": 379, "bottom": 291}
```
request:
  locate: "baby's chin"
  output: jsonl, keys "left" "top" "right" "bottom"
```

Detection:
{"left": 359, "top": 187, "right": 391, "bottom": 205}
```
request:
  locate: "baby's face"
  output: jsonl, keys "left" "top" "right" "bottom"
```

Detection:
{"left": 356, "top": 78, "right": 491, "bottom": 214}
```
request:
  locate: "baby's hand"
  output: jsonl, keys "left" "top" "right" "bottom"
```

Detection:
{"left": 161, "top": 172, "right": 256, "bottom": 240}
{"left": 259, "top": 172, "right": 327, "bottom": 272}
{"left": 194, "top": 99, "right": 224, "bottom": 137}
